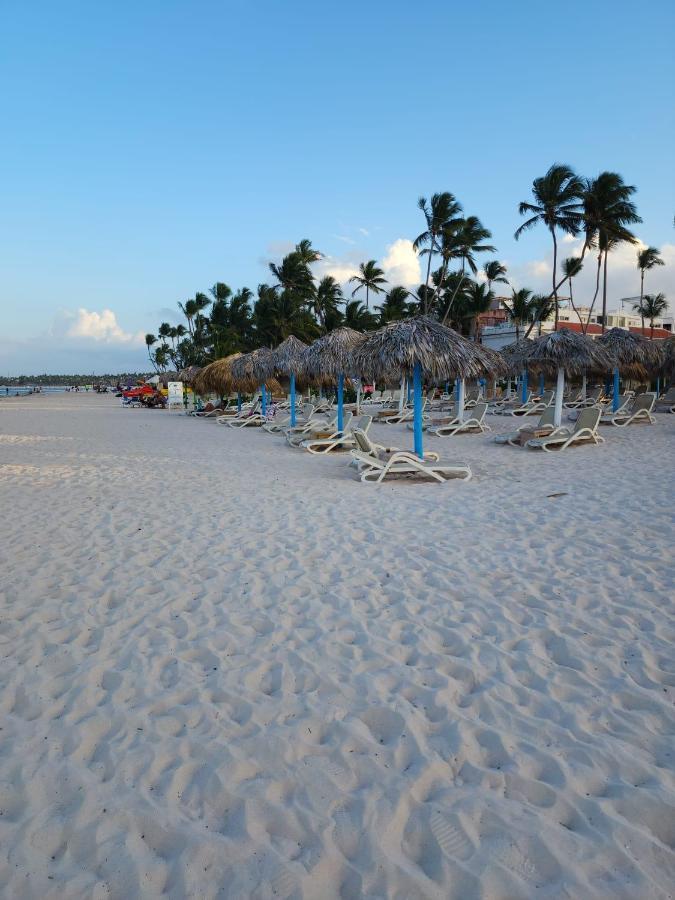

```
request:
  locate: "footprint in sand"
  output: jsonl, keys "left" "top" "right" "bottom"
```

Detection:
{"left": 429, "top": 811, "right": 474, "bottom": 861}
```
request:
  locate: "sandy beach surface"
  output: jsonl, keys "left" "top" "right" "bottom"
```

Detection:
{"left": 1, "top": 392, "right": 673, "bottom": 899}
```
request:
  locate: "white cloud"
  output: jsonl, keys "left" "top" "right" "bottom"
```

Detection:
{"left": 358, "top": 227, "right": 370, "bottom": 236}
{"left": 63, "top": 309, "right": 144, "bottom": 344}
{"left": 507, "top": 237, "right": 674, "bottom": 312}
{"left": 380, "top": 238, "right": 421, "bottom": 288}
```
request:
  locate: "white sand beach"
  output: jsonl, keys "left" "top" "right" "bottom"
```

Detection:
{"left": 1, "top": 392, "right": 674, "bottom": 899}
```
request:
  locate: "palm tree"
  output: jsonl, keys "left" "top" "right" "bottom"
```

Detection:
{"left": 348, "top": 260, "right": 387, "bottom": 310}
{"left": 515, "top": 164, "right": 585, "bottom": 328}
{"left": 507, "top": 288, "right": 534, "bottom": 342}
{"left": 459, "top": 283, "right": 494, "bottom": 339}
{"left": 295, "top": 239, "right": 322, "bottom": 265}
{"left": 178, "top": 299, "right": 198, "bottom": 335}
{"left": 343, "top": 299, "right": 378, "bottom": 331}
{"left": 209, "top": 282, "right": 232, "bottom": 307}
{"left": 527, "top": 294, "right": 556, "bottom": 337}
{"left": 582, "top": 172, "right": 641, "bottom": 332}
{"left": 144, "top": 333, "right": 157, "bottom": 369}
{"left": 440, "top": 217, "right": 496, "bottom": 325}
{"left": 483, "top": 260, "right": 509, "bottom": 293}
{"left": 379, "top": 286, "right": 412, "bottom": 324}
{"left": 414, "top": 193, "right": 463, "bottom": 312}
{"left": 313, "top": 276, "right": 343, "bottom": 332}
{"left": 634, "top": 293, "right": 668, "bottom": 339}
{"left": 637, "top": 247, "right": 664, "bottom": 333}
{"left": 562, "top": 256, "right": 584, "bottom": 325}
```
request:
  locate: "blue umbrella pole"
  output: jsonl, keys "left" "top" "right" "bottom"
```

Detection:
{"left": 539, "top": 372, "right": 545, "bottom": 396}
{"left": 261, "top": 386, "right": 267, "bottom": 416}
{"left": 521, "top": 369, "right": 528, "bottom": 404}
{"left": 237, "top": 392, "right": 242, "bottom": 414}
{"left": 413, "top": 362, "right": 423, "bottom": 458}
{"left": 612, "top": 367, "right": 620, "bottom": 412}
{"left": 290, "top": 373, "right": 296, "bottom": 427}
{"left": 337, "top": 374, "right": 344, "bottom": 432}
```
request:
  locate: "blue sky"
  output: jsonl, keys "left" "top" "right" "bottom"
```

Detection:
{"left": 1, "top": 0, "right": 674, "bottom": 373}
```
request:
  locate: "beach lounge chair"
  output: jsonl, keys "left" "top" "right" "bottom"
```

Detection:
{"left": 494, "top": 406, "right": 564, "bottom": 446}
{"left": 608, "top": 392, "right": 656, "bottom": 427}
{"left": 226, "top": 401, "right": 268, "bottom": 427}
{"left": 377, "top": 398, "right": 427, "bottom": 424}
{"left": 564, "top": 386, "right": 602, "bottom": 409}
{"left": 526, "top": 407, "right": 605, "bottom": 451}
{"left": 594, "top": 392, "right": 635, "bottom": 423}
{"left": 655, "top": 387, "right": 675, "bottom": 413}
{"left": 349, "top": 430, "right": 472, "bottom": 484}
{"left": 349, "top": 428, "right": 440, "bottom": 467}
{"left": 262, "top": 402, "right": 315, "bottom": 434}
{"left": 302, "top": 415, "right": 373, "bottom": 454}
{"left": 429, "top": 403, "right": 491, "bottom": 436}
{"left": 493, "top": 390, "right": 553, "bottom": 417}
{"left": 490, "top": 390, "right": 533, "bottom": 411}
{"left": 286, "top": 412, "right": 353, "bottom": 447}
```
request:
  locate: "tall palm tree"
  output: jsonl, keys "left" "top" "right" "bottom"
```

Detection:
{"left": 348, "top": 260, "right": 387, "bottom": 310}
{"left": 507, "top": 288, "right": 534, "bottom": 342}
{"left": 515, "top": 163, "right": 585, "bottom": 328}
{"left": 458, "top": 283, "right": 494, "bottom": 339}
{"left": 414, "top": 193, "right": 462, "bottom": 313}
{"left": 637, "top": 247, "right": 664, "bottom": 333}
{"left": 562, "top": 256, "right": 583, "bottom": 324}
{"left": 379, "top": 286, "right": 412, "bottom": 324}
{"left": 209, "top": 282, "right": 232, "bottom": 307}
{"left": 313, "top": 276, "right": 343, "bottom": 332}
{"left": 483, "top": 260, "right": 509, "bottom": 293}
{"left": 343, "top": 299, "right": 378, "bottom": 331}
{"left": 582, "top": 172, "right": 641, "bottom": 332}
{"left": 439, "top": 218, "right": 496, "bottom": 326}
{"left": 295, "top": 239, "right": 322, "bottom": 265}
{"left": 634, "top": 293, "right": 668, "bottom": 339}
{"left": 178, "top": 299, "right": 198, "bottom": 335}
{"left": 144, "top": 334, "right": 157, "bottom": 369}
{"left": 526, "top": 294, "right": 556, "bottom": 337}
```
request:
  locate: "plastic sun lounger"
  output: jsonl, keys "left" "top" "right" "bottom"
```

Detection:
{"left": 286, "top": 412, "right": 353, "bottom": 447}
{"left": 494, "top": 406, "right": 567, "bottom": 446}
{"left": 526, "top": 407, "right": 605, "bottom": 451}
{"left": 493, "top": 390, "right": 553, "bottom": 417}
{"left": 349, "top": 431, "right": 472, "bottom": 484}
{"left": 654, "top": 387, "right": 675, "bottom": 413}
{"left": 608, "top": 393, "right": 656, "bottom": 427}
{"left": 377, "top": 398, "right": 428, "bottom": 424}
{"left": 262, "top": 403, "right": 316, "bottom": 434}
{"left": 349, "top": 428, "right": 440, "bottom": 467}
{"left": 302, "top": 415, "right": 373, "bottom": 454}
{"left": 428, "top": 403, "right": 491, "bottom": 436}
{"left": 564, "top": 387, "right": 603, "bottom": 409}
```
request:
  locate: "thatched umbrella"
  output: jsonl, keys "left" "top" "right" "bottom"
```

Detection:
{"left": 597, "top": 327, "right": 663, "bottom": 411}
{"left": 272, "top": 335, "right": 308, "bottom": 427}
{"left": 303, "top": 327, "right": 367, "bottom": 432}
{"left": 192, "top": 353, "right": 241, "bottom": 399}
{"left": 520, "top": 328, "right": 613, "bottom": 426}
{"left": 177, "top": 365, "right": 201, "bottom": 386}
{"left": 500, "top": 338, "right": 535, "bottom": 400}
{"left": 658, "top": 336, "right": 674, "bottom": 386}
{"left": 231, "top": 348, "right": 276, "bottom": 414}
{"left": 352, "top": 316, "right": 504, "bottom": 457}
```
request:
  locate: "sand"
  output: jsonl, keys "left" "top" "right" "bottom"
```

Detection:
{"left": 1, "top": 392, "right": 674, "bottom": 899}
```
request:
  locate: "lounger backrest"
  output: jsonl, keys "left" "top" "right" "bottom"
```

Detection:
{"left": 341, "top": 411, "right": 354, "bottom": 431}
{"left": 301, "top": 403, "right": 315, "bottom": 419}
{"left": 662, "top": 387, "right": 675, "bottom": 402}
{"left": 353, "top": 428, "right": 376, "bottom": 455}
{"left": 541, "top": 390, "right": 554, "bottom": 406}
{"left": 631, "top": 393, "right": 656, "bottom": 413}
{"left": 538, "top": 406, "right": 556, "bottom": 428}
{"left": 351, "top": 414, "right": 373, "bottom": 434}
{"left": 472, "top": 402, "right": 487, "bottom": 423}
{"left": 575, "top": 406, "right": 601, "bottom": 433}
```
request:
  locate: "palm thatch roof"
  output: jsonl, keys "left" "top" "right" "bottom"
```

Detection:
{"left": 659, "top": 336, "right": 675, "bottom": 379}
{"left": 177, "top": 365, "right": 202, "bottom": 386}
{"left": 230, "top": 348, "right": 276, "bottom": 390}
{"left": 302, "top": 327, "right": 367, "bottom": 378}
{"left": 350, "top": 316, "right": 506, "bottom": 381}
{"left": 596, "top": 327, "right": 662, "bottom": 378}
{"left": 192, "top": 353, "right": 242, "bottom": 395}
{"left": 500, "top": 338, "right": 535, "bottom": 374}
{"left": 520, "top": 328, "right": 614, "bottom": 375}
{"left": 272, "top": 335, "right": 309, "bottom": 375}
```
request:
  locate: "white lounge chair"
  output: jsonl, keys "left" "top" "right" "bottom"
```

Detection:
{"left": 349, "top": 430, "right": 472, "bottom": 484}
{"left": 216, "top": 400, "right": 259, "bottom": 424}
{"left": 376, "top": 398, "right": 427, "bottom": 424}
{"left": 494, "top": 406, "right": 565, "bottom": 446}
{"left": 263, "top": 402, "right": 315, "bottom": 434}
{"left": 526, "top": 407, "right": 605, "bottom": 451}
{"left": 564, "top": 386, "right": 602, "bottom": 409}
{"left": 286, "top": 412, "right": 353, "bottom": 447}
{"left": 303, "top": 415, "right": 373, "bottom": 454}
{"left": 654, "top": 387, "right": 675, "bottom": 413}
{"left": 429, "top": 403, "right": 491, "bottom": 436}
{"left": 609, "top": 393, "right": 656, "bottom": 427}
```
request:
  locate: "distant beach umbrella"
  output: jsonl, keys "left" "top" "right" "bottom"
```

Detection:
{"left": 303, "top": 327, "right": 367, "bottom": 433}
{"left": 501, "top": 338, "right": 535, "bottom": 404}
{"left": 193, "top": 354, "right": 242, "bottom": 400}
{"left": 520, "top": 328, "right": 613, "bottom": 426}
{"left": 272, "top": 335, "right": 308, "bottom": 427}
{"left": 352, "top": 315, "right": 504, "bottom": 458}
{"left": 658, "top": 336, "right": 674, "bottom": 383}
{"left": 597, "top": 327, "right": 663, "bottom": 411}
{"left": 177, "top": 365, "right": 202, "bottom": 386}
{"left": 231, "top": 348, "right": 276, "bottom": 415}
